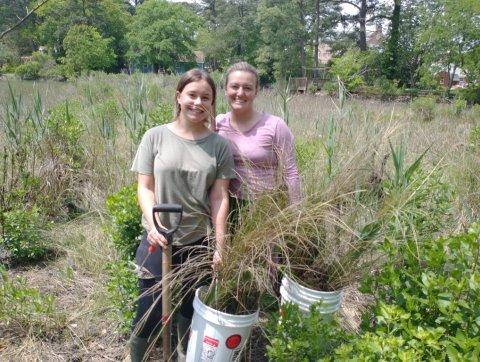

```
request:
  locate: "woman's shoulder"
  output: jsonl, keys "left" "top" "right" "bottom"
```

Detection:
{"left": 215, "top": 112, "right": 231, "bottom": 127}
{"left": 143, "top": 124, "right": 170, "bottom": 138}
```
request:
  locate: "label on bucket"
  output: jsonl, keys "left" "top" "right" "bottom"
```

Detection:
{"left": 201, "top": 336, "right": 219, "bottom": 361}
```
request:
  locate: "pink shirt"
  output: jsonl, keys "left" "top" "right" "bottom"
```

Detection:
{"left": 216, "top": 112, "right": 301, "bottom": 203}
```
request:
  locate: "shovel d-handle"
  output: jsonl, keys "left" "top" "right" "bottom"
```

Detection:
{"left": 152, "top": 204, "right": 183, "bottom": 241}
{"left": 151, "top": 203, "right": 182, "bottom": 361}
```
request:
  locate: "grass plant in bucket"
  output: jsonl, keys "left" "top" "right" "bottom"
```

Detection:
{"left": 185, "top": 192, "right": 288, "bottom": 361}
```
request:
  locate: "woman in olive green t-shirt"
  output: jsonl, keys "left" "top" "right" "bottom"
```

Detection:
{"left": 128, "top": 69, "right": 234, "bottom": 361}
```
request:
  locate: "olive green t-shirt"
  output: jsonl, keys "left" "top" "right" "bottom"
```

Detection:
{"left": 131, "top": 125, "right": 235, "bottom": 246}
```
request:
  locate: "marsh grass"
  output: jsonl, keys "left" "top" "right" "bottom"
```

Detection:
{"left": 0, "top": 74, "right": 478, "bottom": 359}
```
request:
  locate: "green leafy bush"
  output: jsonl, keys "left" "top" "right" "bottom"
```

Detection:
{"left": 15, "top": 61, "right": 41, "bottom": 80}
{"left": 452, "top": 98, "right": 467, "bottom": 115}
{"left": 334, "top": 225, "right": 480, "bottom": 360}
{"left": 411, "top": 97, "right": 436, "bottom": 122}
{"left": 330, "top": 49, "right": 372, "bottom": 92}
{"left": 105, "top": 183, "right": 143, "bottom": 261}
{"left": 62, "top": 24, "right": 116, "bottom": 74}
{"left": 106, "top": 259, "right": 138, "bottom": 333}
{"left": 0, "top": 266, "right": 62, "bottom": 335}
{"left": 266, "top": 302, "right": 348, "bottom": 361}
{"left": 45, "top": 101, "right": 85, "bottom": 168}
{"left": 149, "top": 103, "right": 174, "bottom": 126}
{"left": 322, "top": 81, "right": 338, "bottom": 96}
{"left": 0, "top": 207, "right": 52, "bottom": 264}
{"left": 469, "top": 124, "right": 480, "bottom": 149}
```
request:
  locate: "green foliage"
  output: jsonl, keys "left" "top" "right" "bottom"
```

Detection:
{"left": 105, "top": 259, "right": 138, "bottom": 334}
{"left": 295, "top": 139, "right": 323, "bottom": 175}
{"left": 266, "top": 302, "right": 348, "bottom": 361}
{"left": 105, "top": 183, "right": 143, "bottom": 261}
{"left": 457, "top": 85, "right": 480, "bottom": 105}
{"left": 62, "top": 24, "right": 116, "bottom": 74}
{"left": 37, "top": 0, "right": 130, "bottom": 70}
{"left": 0, "top": 207, "right": 51, "bottom": 264}
{"left": 0, "top": 265, "right": 61, "bottom": 335}
{"left": 383, "top": 167, "right": 455, "bottom": 242}
{"left": 411, "top": 97, "right": 436, "bottom": 122}
{"left": 452, "top": 98, "right": 468, "bottom": 115}
{"left": 127, "top": 0, "right": 201, "bottom": 72}
{"left": 149, "top": 103, "right": 174, "bottom": 126}
{"left": 15, "top": 61, "right": 41, "bottom": 80}
{"left": 468, "top": 123, "right": 480, "bottom": 149}
{"left": 336, "top": 225, "right": 480, "bottom": 360}
{"left": 330, "top": 49, "right": 371, "bottom": 92}
{"left": 45, "top": 101, "right": 85, "bottom": 168}
{"left": 322, "top": 81, "right": 338, "bottom": 96}
{"left": 256, "top": 0, "right": 305, "bottom": 79}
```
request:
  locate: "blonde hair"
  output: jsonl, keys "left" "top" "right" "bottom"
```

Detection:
{"left": 224, "top": 62, "right": 259, "bottom": 91}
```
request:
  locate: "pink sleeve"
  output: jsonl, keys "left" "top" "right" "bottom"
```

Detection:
{"left": 274, "top": 119, "right": 302, "bottom": 203}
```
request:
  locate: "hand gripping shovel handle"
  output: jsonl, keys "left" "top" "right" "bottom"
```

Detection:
{"left": 152, "top": 204, "right": 182, "bottom": 362}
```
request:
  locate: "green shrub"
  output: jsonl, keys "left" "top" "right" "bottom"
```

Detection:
{"left": 411, "top": 97, "right": 436, "bottom": 121}
{"left": 45, "top": 101, "right": 85, "bottom": 168}
{"left": 452, "top": 98, "right": 468, "bottom": 115}
{"left": 149, "top": 103, "right": 174, "bottom": 126}
{"left": 266, "top": 302, "right": 348, "bottom": 361}
{"left": 295, "top": 138, "right": 323, "bottom": 174}
{"left": 105, "top": 183, "right": 143, "bottom": 261}
{"left": 0, "top": 207, "right": 52, "bottom": 264}
{"left": 457, "top": 85, "right": 480, "bottom": 105}
{"left": 322, "top": 81, "right": 338, "bottom": 96}
{"left": 15, "top": 61, "right": 41, "bottom": 80}
{"left": 106, "top": 259, "right": 138, "bottom": 333}
{"left": 0, "top": 265, "right": 62, "bottom": 335}
{"left": 334, "top": 225, "right": 480, "bottom": 360}
{"left": 62, "top": 24, "right": 116, "bottom": 74}
{"left": 468, "top": 124, "right": 480, "bottom": 149}
{"left": 330, "top": 49, "right": 373, "bottom": 92}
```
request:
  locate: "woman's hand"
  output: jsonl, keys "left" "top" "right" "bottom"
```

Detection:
{"left": 147, "top": 227, "right": 168, "bottom": 250}
{"left": 212, "top": 249, "right": 223, "bottom": 270}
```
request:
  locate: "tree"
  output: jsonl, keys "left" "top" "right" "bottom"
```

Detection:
{"left": 335, "top": 0, "right": 389, "bottom": 51}
{"left": 37, "top": 0, "right": 130, "bottom": 70}
{"left": 197, "top": 0, "right": 260, "bottom": 70}
{"left": 256, "top": 0, "right": 307, "bottom": 80}
{"left": 62, "top": 24, "right": 116, "bottom": 73}
{"left": 127, "top": 0, "right": 201, "bottom": 73}
{"left": 418, "top": 0, "right": 480, "bottom": 89}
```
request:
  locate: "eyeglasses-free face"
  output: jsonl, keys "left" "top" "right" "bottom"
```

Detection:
{"left": 176, "top": 80, "right": 214, "bottom": 124}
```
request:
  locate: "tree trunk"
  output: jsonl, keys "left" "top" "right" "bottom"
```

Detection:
{"left": 298, "top": 0, "right": 306, "bottom": 72}
{"left": 385, "top": 0, "right": 401, "bottom": 79}
{"left": 314, "top": 0, "right": 320, "bottom": 68}
{"left": 358, "top": 0, "right": 367, "bottom": 51}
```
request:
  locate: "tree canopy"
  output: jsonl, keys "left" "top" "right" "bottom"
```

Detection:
{"left": 0, "top": 0, "right": 479, "bottom": 98}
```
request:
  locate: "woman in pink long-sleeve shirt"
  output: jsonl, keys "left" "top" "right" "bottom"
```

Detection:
{"left": 216, "top": 62, "right": 301, "bottom": 205}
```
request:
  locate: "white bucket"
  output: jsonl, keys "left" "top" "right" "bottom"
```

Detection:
{"left": 186, "top": 287, "right": 259, "bottom": 362}
{"left": 280, "top": 275, "right": 342, "bottom": 316}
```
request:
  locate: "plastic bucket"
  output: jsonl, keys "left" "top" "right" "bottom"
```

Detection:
{"left": 280, "top": 275, "right": 342, "bottom": 316}
{"left": 186, "top": 287, "right": 259, "bottom": 362}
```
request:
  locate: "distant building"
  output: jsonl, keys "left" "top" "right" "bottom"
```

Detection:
{"left": 437, "top": 68, "right": 468, "bottom": 89}
{"left": 175, "top": 50, "right": 206, "bottom": 74}
{"left": 317, "top": 43, "right": 332, "bottom": 65}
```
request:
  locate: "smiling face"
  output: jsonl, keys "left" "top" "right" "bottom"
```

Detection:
{"left": 225, "top": 70, "right": 258, "bottom": 114}
{"left": 176, "top": 79, "right": 214, "bottom": 125}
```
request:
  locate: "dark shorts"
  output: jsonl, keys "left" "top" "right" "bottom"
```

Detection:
{"left": 135, "top": 231, "right": 210, "bottom": 279}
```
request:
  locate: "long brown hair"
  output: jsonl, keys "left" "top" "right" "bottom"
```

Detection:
{"left": 175, "top": 69, "right": 217, "bottom": 129}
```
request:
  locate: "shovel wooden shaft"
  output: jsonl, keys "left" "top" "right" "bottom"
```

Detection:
{"left": 162, "top": 244, "right": 172, "bottom": 361}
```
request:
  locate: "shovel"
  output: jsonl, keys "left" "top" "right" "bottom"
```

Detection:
{"left": 152, "top": 203, "right": 183, "bottom": 362}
